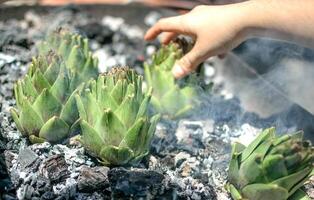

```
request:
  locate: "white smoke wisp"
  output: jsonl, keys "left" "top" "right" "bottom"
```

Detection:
{"left": 212, "top": 53, "right": 293, "bottom": 118}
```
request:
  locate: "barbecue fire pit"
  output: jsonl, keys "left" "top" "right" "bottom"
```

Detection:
{"left": 1, "top": 3, "right": 314, "bottom": 200}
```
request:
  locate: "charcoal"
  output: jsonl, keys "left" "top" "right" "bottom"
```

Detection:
{"left": 4, "top": 150, "right": 16, "bottom": 170}
{"left": 39, "top": 154, "right": 69, "bottom": 183}
{"left": 33, "top": 176, "right": 51, "bottom": 194}
{"left": 0, "top": 178, "right": 15, "bottom": 193}
{"left": 108, "top": 168, "right": 165, "bottom": 197}
{"left": 0, "top": 154, "right": 7, "bottom": 175}
{"left": 0, "top": 53, "right": 16, "bottom": 68}
{"left": 74, "top": 192, "right": 106, "bottom": 200}
{"left": 77, "top": 22, "right": 113, "bottom": 44}
{"left": 2, "top": 194, "right": 17, "bottom": 200}
{"left": 17, "top": 148, "right": 38, "bottom": 169}
{"left": 17, "top": 184, "right": 35, "bottom": 200}
{"left": 40, "top": 191, "right": 56, "bottom": 200}
{"left": 175, "top": 152, "right": 190, "bottom": 168}
{"left": 77, "top": 166, "right": 109, "bottom": 192}
{"left": 0, "top": 28, "right": 31, "bottom": 50}
{"left": 52, "top": 178, "right": 77, "bottom": 198}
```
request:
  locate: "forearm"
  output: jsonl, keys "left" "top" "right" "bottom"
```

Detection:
{"left": 241, "top": 0, "right": 314, "bottom": 48}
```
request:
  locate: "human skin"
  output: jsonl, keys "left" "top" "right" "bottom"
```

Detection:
{"left": 144, "top": 0, "right": 314, "bottom": 79}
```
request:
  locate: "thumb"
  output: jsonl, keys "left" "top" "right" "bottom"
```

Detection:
{"left": 172, "top": 44, "right": 204, "bottom": 79}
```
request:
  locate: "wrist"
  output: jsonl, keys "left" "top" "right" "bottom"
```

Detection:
{"left": 224, "top": 1, "right": 267, "bottom": 42}
{"left": 239, "top": 0, "right": 287, "bottom": 40}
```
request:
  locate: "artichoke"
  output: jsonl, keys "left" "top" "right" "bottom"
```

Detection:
{"left": 226, "top": 127, "right": 314, "bottom": 200}
{"left": 10, "top": 30, "right": 98, "bottom": 143}
{"left": 76, "top": 67, "right": 160, "bottom": 166}
{"left": 38, "top": 29, "right": 99, "bottom": 86}
{"left": 144, "top": 40, "right": 201, "bottom": 119}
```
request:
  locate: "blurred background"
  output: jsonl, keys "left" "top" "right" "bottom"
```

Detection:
{"left": 1, "top": 0, "right": 245, "bottom": 7}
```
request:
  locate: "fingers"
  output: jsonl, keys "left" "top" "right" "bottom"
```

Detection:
{"left": 144, "top": 16, "right": 184, "bottom": 41}
{"left": 161, "top": 32, "right": 178, "bottom": 44}
{"left": 172, "top": 43, "right": 205, "bottom": 79}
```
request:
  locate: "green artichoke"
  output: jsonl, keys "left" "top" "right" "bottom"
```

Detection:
{"left": 10, "top": 30, "right": 98, "bottom": 143}
{"left": 144, "top": 40, "right": 201, "bottom": 119}
{"left": 226, "top": 127, "right": 314, "bottom": 200}
{"left": 38, "top": 29, "right": 99, "bottom": 86}
{"left": 76, "top": 67, "right": 160, "bottom": 166}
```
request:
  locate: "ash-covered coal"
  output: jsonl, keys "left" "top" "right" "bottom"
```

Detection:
{"left": 108, "top": 168, "right": 166, "bottom": 198}
{"left": 0, "top": 4, "right": 313, "bottom": 200}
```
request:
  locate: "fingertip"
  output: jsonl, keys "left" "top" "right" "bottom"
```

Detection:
{"left": 144, "top": 33, "right": 150, "bottom": 41}
{"left": 144, "top": 27, "right": 160, "bottom": 41}
{"left": 161, "top": 37, "right": 170, "bottom": 45}
{"left": 172, "top": 63, "right": 187, "bottom": 79}
{"left": 144, "top": 31, "right": 153, "bottom": 41}
{"left": 161, "top": 32, "right": 177, "bottom": 44}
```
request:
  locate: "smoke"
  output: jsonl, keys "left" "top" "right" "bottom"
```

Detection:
{"left": 209, "top": 38, "right": 314, "bottom": 140}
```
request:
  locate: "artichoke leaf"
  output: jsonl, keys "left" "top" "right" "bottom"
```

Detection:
{"left": 144, "top": 63, "right": 153, "bottom": 87}
{"left": 119, "top": 118, "right": 145, "bottom": 150}
{"left": 226, "top": 184, "right": 243, "bottom": 200}
{"left": 241, "top": 127, "right": 275, "bottom": 162}
{"left": 80, "top": 90, "right": 101, "bottom": 126}
{"left": 75, "top": 94, "right": 87, "bottom": 122}
{"left": 39, "top": 116, "right": 69, "bottom": 143}
{"left": 150, "top": 96, "right": 163, "bottom": 113}
{"left": 131, "top": 151, "right": 149, "bottom": 165}
{"left": 115, "top": 95, "right": 138, "bottom": 128}
{"left": 49, "top": 64, "right": 70, "bottom": 103}
{"left": 10, "top": 108, "right": 25, "bottom": 135}
{"left": 94, "top": 109, "right": 126, "bottom": 146}
{"left": 58, "top": 38, "right": 71, "bottom": 59}
{"left": 32, "top": 89, "right": 62, "bottom": 122}
{"left": 288, "top": 189, "right": 311, "bottom": 200}
{"left": 14, "top": 83, "right": 23, "bottom": 108}
{"left": 136, "top": 87, "right": 152, "bottom": 120}
{"left": 242, "top": 183, "right": 288, "bottom": 200}
{"left": 160, "top": 86, "right": 188, "bottom": 117}
{"left": 262, "top": 154, "right": 288, "bottom": 182}
{"left": 66, "top": 45, "right": 85, "bottom": 71}
{"left": 272, "top": 166, "right": 312, "bottom": 196}
{"left": 238, "top": 154, "right": 266, "bottom": 188}
{"left": 80, "top": 119, "right": 104, "bottom": 155}
{"left": 98, "top": 86, "right": 119, "bottom": 111}
{"left": 43, "top": 57, "right": 61, "bottom": 85}
{"left": 100, "top": 145, "right": 134, "bottom": 166}
{"left": 31, "top": 69, "right": 51, "bottom": 93}
{"left": 60, "top": 90, "right": 79, "bottom": 125}
{"left": 19, "top": 98, "right": 44, "bottom": 136}
{"left": 152, "top": 67, "right": 174, "bottom": 97}
{"left": 29, "top": 135, "right": 46, "bottom": 144}
{"left": 228, "top": 142, "right": 245, "bottom": 185}
{"left": 44, "top": 57, "right": 61, "bottom": 85}
{"left": 110, "top": 79, "right": 125, "bottom": 105}
{"left": 160, "top": 52, "right": 176, "bottom": 71}
{"left": 21, "top": 75, "right": 38, "bottom": 101}
{"left": 82, "top": 54, "right": 99, "bottom": 80}
{"left": 145, "top": 114, "right": 160, "bottom": 149}
{"left": 173, "top": 104, "right": 194, "bottom": 119}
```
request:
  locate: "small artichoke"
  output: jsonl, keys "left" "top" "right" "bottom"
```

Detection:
{"left": 226, "top": 128, "right": 314, "bottom": 200}
{"left": 76, "top": 67, "right": 160, "bottom": 166}
{"left": 10, "top": 30, "right": 98, "bottom": 143}
{"left": 144, "top": 40, "right": 201, "bottom": 119}
{"left": 38, "top": 29, "right": 99, "bottom": 85}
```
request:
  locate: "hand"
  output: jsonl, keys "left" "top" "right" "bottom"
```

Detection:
{"left": 144, "top": 4, "right": 251, "bottom": 79}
